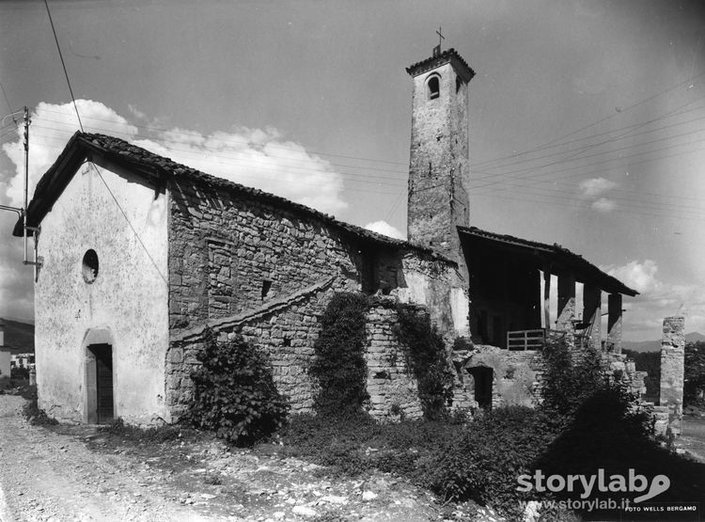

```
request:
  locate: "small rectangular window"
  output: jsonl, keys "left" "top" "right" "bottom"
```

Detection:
{"left": 261, "top": 280, "right": 272, "bottom": 300}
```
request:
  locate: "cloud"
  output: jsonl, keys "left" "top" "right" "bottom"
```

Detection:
{"left": 0, "top": 99, "right": 349, "bottom": 322}
{"left": 134, "top": 127, "right": 346, "bottom": 214}
{"left": 579, "top": 177, "right": 617, "bottom": 198}
{"left": 602, "top": 259, "right": 705, "bottom": 340}
{"left": 605, "top": 259, "right": 660, "bottom": 294}
{"left": 364, "top": 220, "right": 405, "bottom": 240}
{"left": 591, "top": 197, "right": 616, "bottom": 213}
{"left": 578, "top": 177, "right": 617, "bottom": 213}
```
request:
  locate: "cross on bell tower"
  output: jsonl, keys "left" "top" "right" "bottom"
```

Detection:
{"left": 433, "top": 27, "right": 445, "bottom": 57}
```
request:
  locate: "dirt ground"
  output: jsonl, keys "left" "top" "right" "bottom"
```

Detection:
{"left": 0, "top": 394, "right": 499, "bottom": 522}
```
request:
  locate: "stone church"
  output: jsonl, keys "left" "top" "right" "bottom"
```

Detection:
{"left": 15, "top": 48, "right": 639, "bottom": 425}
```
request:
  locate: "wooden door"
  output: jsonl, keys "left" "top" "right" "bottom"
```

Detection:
{"left": 91, "top": 344, "right": 114, "bottom": 424}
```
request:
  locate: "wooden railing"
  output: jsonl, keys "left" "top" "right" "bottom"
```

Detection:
{"left": 506, "top": 329, "right": 546, "bottom": 351}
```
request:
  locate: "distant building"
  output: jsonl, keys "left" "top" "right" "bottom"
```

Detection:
{"left": 15, "top": 47, "right": 639, "bottom": 425}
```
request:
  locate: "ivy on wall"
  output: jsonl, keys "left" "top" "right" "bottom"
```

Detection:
{"left": 393, "top": 305, "right": 454, "bottom": 420}
{"left": 310, "top": 293, "right": 371, "bottom": 416}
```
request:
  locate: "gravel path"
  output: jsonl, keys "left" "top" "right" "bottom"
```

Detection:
{"left": 0, "top": 394, "right": 211, "bottom": 521}
{"left": 0, "top": 395, "right": 493, "bottom": 522}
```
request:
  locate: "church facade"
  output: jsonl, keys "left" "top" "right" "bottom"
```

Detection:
{"left": 15, "top": 48, "right": 639, "bottom": 425}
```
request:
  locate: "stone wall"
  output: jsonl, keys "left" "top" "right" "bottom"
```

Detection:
{"left": 167, "top": 290, "right": 472, "bottom": 422}
{"left": 365, "top": 302, "right": 424, "bottom": 420}
{"left": 453, "top": 346, "right": 542, "bottom": 410}
{"left": 165, "top": 177, "right": 462, "bottom": 421}
{"left": 167, "top": 178, "right": 458, "bottom": 333}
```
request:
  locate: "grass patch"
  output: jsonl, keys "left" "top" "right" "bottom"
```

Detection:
{"left": 275, "top": 412, "right": 466, "bottom": 479}
{"left": 98, "top": 417, "right": 186, "bottom": 443}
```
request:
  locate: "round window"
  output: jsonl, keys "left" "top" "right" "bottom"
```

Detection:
{"left": 82, "top": 249, "right": 99, "bottom": 284}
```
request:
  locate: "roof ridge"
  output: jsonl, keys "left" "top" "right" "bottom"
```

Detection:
{"left": 19, "top": 132, "right": 455, "bottom": 264}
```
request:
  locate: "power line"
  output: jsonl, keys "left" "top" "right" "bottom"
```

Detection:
{"left": 43, "top": 0, "right": 83, "bottom": 132}
{"left": 473, "top": 100, "right": 705, "bottom": 174}
{"left": 470, "top": 129, "right": 705, "bottom": 191}
{"left": 34, "top": 106, "right": 409, "bottom": 167}
{"left": 472, "top": 70, "right": 705, "bottom": 169}
{"left": 89, "top": 163, "right": 168, "bottom": 285}
{"left": 24, "top": 123, "right": 705, "bottom": 218}
{"left": 0, "top": 80, "right": 17, "bottom": 121}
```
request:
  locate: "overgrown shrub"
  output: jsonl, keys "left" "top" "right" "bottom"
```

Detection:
{"left": 536, "top": 385, "right": 705, "bottom": 518}
{"left": 11, "top": 366, "right": 29, "bottom": 380}
{"left": 279, "top": 412, "right": 465, "bottom": 478}
{"left": 540, "top": 336, "right": 608, "bottom": 417}
{"left": 189, "top": 330, "right": 289, "bottom": 446}
{"left": 685, "top": 341, "right": 705, "bottom": 408}
{"left": 393, "top": 305, "right": 454, "bottom": 419}
{"left": 424, "top": 406, "right": 562, "bottom": 517}
{"left": 309, "top": 293, "right": 370, "bottom": 417}
{"left": 21, "top": 387, "right": 58, "bottom": 426}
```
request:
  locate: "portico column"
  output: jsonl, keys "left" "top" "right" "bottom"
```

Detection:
{"left": 556, "top": 273, "right": 576, "bottom": 332}
{"left": 543, "top": 266, "right": 551, "bottom": 330}
{"left": 582, "top": 284, "right": 602, "bottom": 349}
{"left": 607, "top": 293, "right": 623, "bottom": 353}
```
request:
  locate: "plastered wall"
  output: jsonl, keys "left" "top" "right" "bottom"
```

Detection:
{"left": 35, "top": 162, "right": 169, "bottom": 424}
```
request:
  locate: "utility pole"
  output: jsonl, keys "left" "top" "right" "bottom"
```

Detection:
{"left": 23, "top": 106, "right": 31, "bottom": 266}
{"left": 0, "top": 106, "right": 41, "bottom": 279}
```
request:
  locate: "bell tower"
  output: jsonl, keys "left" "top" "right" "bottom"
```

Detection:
{"left": 406, "top": 47, "right": 474, "bottom": 265}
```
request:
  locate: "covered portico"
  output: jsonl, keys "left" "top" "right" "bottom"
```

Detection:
{"left": 458, "top": 226, "right": 638, "bottom": 351}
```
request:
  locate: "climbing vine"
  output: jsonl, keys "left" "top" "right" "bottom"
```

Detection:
{"left": 393, "top": 305, "right": 454, "bottom": 420}
{"left": 310, "top": 292, "right": 370, "bottom": 416}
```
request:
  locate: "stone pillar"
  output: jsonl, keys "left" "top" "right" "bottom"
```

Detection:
{"left": 660, "top": 315, "right": 685, "bottom": 437}
{"left": 0, "top": 349, "right": 10, "bottom": 381}
{"left": 556, "top": 273, "right": 576, "bottom": 332}
{"left": 607, "top": 294, "right": 623, "bottom": 353}
{"left": 582, "top": 284, "right": 602, "bottom": 349}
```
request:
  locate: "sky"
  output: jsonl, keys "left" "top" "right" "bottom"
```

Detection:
{"left": 0, "top": 0, "right": 704, "bottom": 341}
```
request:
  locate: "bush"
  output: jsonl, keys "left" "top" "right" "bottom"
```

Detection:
{"left": 11, "top": 366, "right": 29, "bottom": 380}
{"left": 393, "top": 305, "right": 454, "bottom": 420}
{"left": 189, "top": 330, "right": 289, "bottom": 446}
{"left": 685, "top": 341, "right": 705, "bottom": 407}
{"left": 309, "top": 293, "right": 370, "bottom": 417}
{"left": 540, "top": 336, "right": 607, "bottom": 417}
{"left": 21, "top": 387, "right": 58, "bottom": 426}
{"left": 424, "top": 406, "right": 562, "bottom": 517}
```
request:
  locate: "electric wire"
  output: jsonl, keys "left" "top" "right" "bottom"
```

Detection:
{"left": 43, "top": 0, "right": 83, "bottom": 132}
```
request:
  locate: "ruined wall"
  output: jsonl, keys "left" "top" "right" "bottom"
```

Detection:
{"left": 165, "top": 178, "right": 460, "bottom": 419}
{"left": 453, "top": 346, "right": 542, "bottom": 410}
{"left": 660, "top": 315, "right": 685, "bottom": 436}
{"left": 365, "top": 302, "right": 424, "bottom": 420}
{"left": 35, "top": 162, "right": 169, "bottom": 424}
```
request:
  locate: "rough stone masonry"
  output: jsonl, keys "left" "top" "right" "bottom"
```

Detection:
{"left": 660, "top": 315, "right": 686, "bottom": 436}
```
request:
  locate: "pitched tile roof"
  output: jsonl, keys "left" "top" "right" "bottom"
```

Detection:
{"left": 458, "top": 226, "right": 638, "bottom": 296}
{"left": 14, "top": 132, "right": 453, "bottom": 262}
